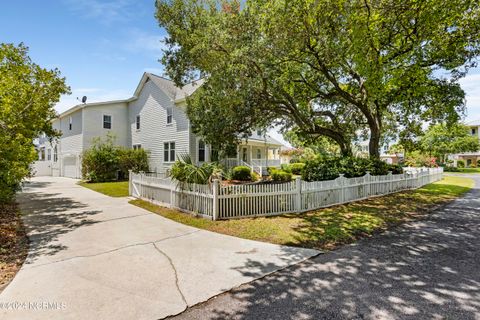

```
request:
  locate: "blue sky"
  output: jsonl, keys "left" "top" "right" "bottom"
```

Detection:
{"left": 1, "top": 0, "right": 479, "bottom": 128}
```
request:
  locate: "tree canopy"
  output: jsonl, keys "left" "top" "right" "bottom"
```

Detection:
{"left": 0, "top": 43, "right": 69, "bottom": 203}
{"left": 420, "top": 123, "right": 480, "bottom": 163}
{"left": 156, "top": 0, "right": 480, "bottom": 157}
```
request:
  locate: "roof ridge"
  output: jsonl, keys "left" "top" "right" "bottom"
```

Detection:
{"left": 147, "top": 73, "right": 204, "bottom": 87}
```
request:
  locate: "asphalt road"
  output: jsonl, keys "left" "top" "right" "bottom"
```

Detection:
{"left": 172, "top": 176, "right": 480, "bottom": 320}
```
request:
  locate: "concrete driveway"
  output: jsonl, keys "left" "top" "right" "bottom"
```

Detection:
{"left": 174, "top": 176, "right": 480, "bottom": 320}
{"left": 0, "top": 177, "right": 318, "bottom": 320}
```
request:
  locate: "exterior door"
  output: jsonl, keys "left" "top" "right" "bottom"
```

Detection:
{"left": 63, "top": 156, "right": 77, "bottom": 178}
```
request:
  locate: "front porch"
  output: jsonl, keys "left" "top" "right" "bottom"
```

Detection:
{"left": 221, "top": 143, "right": 283, "bottom": 175}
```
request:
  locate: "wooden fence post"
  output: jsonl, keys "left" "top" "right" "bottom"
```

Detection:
{"left": 212, "top": 179, "right": 219, "bottom": 220}
{"left": 128, "top": 170, "right": 132, "bottom": 196}
{"left": 338, "top": 174, "right": 345, "bottom": 203}
{"left": 364, "top": 171, "right": 371, "bottom": 197}
{"left": 296, "top": 177, "right": 302, "bottom": 213}
{"left": 387, "top": 171, "right": 392, "bottom": 192}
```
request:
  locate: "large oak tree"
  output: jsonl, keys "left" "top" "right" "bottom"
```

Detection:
{"left": 156, "top": 0, "right": 480, "bottom": 157}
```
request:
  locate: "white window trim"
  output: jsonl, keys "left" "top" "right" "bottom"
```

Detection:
{"left": 164, "top": 142, "right": 176, "bottom": 163}
{"left": 133, "top": 144, "right": 141, "bottom": 150}
{"left": 103, "top": 114, "right": 112, "bottom": 129}
{"left": 198, "top": 139, "right": 206, "bottom": 163}
{"left": 166, "top": 107, "right": 173, "bottom": 125}
{"left": 136, "top": 115, "right": 141, "bottom": 131}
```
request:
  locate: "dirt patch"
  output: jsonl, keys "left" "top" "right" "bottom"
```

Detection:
{"left": 0, "top": 203, "right": 28, "bottom": 292}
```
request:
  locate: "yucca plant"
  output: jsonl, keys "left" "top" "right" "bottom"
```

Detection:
{"left": 168, "top": 154, "right": 223, "bottom": 189}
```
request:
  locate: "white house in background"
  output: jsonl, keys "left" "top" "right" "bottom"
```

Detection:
{"left": 448, "top": 119, "right": 480, "bottom": 167}
{"left": 34, "top": 73, "right": 284, "bottom": 178}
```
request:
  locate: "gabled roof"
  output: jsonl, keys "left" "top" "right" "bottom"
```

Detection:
{"left": 57, "top": 72, "right": 204, "bottom": 119}
{"left": 138, "top": 73, "right": 204, "bottom": 102}
{"left": 466, "top": 119, "right": 480, "bottom": 127}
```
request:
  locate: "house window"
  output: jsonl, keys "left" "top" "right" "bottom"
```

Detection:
{"left": 136, "top": 115, "right": 141, "bottom": 130}
{"left": 472, "top": 128, "right": 476, "bottom": 135}
{"left": 166, "top": 107, "right": 173, "bottom": 124}
{"left": 257, "top": 148, "right": 262, "bottom": 159}
{"left": 257, "top": 129, "right": 262, "bottom": 136}
{"left": 47, "top": 149, "right": 51, "bottom": 161}
{"left": 53, "top": 146, "right": 58, "bottom": 162}
{"left": 133, "top": 144, "right": 142, "bottom": 150}
{"left": 69, "top": 116, "right": 72, "bottom": 130}
{"left": 164, "top": 142, "right": 175, "bottom": 162}
{"left": 198, "top": 140, "right": 205, "bottom": 162}
{"left": 39, "top": 147, "right": 45, "bottom": 161}
{"left": 103, "top": 115, "right": 112, "bottom": 129}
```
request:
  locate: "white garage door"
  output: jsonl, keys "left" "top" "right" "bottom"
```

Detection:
{"left": 63, "top": 156, "right": 78, "bottom": 178}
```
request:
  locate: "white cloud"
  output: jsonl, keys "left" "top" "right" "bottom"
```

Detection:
{"left": 124, "top": 29, "right": 167, "bottom": 58}
{"left": 63, "top": 0, "right": 141, "bottom": 25}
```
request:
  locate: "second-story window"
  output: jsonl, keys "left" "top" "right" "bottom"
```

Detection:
{"left": 166, "top": 107, "right": 173, "bottom": 124}
{"left": 136, "top": 115, "right": 141, "bottom": 130}
{"left": 47, "top": 149, "right": 51, "bottom": 161}
{"left": 69, "top": 116, "right": 72, "bottom": 130}
{"left": 103, "top": 115, "right": 112, "bottom": 129}
{"left": 198, "top": 140, "right": 205, "bottom": 162}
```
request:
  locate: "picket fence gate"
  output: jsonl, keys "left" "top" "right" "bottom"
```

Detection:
{"left": 129, "top": 167, "right": 443, "bottom": 220}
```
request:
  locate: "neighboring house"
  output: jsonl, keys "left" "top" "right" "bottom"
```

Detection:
{"left": 449, "top": 119, "right": 480, "bottom": 167}
{"left": 355, "top": 140, "right": 403, "bottom": 164}
{"left": 34, "top": 73, "right": 283, "bottom": 178}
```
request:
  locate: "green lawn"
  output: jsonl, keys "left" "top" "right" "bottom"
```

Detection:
{"left": 458, "top": 168, "right": 480, "bottom": 174}
{"left": 130, "top": 176, "right": 473, "bottom": 250}
{"left": 78, "top": 181, "right": 129, "bottom": 197}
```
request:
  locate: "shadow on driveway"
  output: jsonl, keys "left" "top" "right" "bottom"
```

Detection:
{"left": 18, "top": 181, "right": 102, "bottom": 264}
{"left": 174, "top": 180, "right": 480, "bottom": 320}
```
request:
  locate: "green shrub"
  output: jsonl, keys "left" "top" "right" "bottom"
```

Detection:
{"left": 443, "top": 166, "right": 460, "bottom": 172}
{"left": 477, "top": 159, "right": 480, "bottom": 167}
{"left": 82, "top": 135, "right": 150, "bottom": 182}
{"left": 169, "top": 154, "right": 222, "bottom": 185}
{"left": 289, "top": 163, "right": 305, "bottom": 175}
{"left": 117, "top": 148, "right": 149, "bottom": 179}
{"left": 457, "top": 160, "right": 465, "bottom": 168}
{"left": 251, "top": 171, "right": 260, "bottom": 181}
{"left": 82, "top": 136, "right": 120, "bottom": 182}
{"left": 302, "top": 157, "right": 340, "bottom": 181}
{"left": 280, "top": 164, "right": 292, "bottom": 173}
{"left": 271, "top": 170, "right": 293, "bottom": 182}
{"left": 231, "top": 166, "right": 252, "bottom": 181}
{"left": 267, "top": 166, "right": 279, "bottom": 175}
{"left": 302, "top": 156, "right": 405, "bottom": 182}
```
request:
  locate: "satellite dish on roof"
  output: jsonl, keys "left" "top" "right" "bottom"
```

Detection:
{"left": 81, "top": 96, "right": 87, "bottom": 104}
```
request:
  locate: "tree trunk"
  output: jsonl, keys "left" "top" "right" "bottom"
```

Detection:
{"left": 368, "top": 119, "right": 381, "bottom": 159}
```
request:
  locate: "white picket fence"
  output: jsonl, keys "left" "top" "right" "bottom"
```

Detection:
{"left": 129, "top": 167, "right": 443, "bottom": 220}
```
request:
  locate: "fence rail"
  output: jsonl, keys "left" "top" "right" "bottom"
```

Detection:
{"left": 130, "top": 167, "right": 443, "bottom": 220}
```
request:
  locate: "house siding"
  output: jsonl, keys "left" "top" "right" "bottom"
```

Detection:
{"left": 128, "top": 80, "right": 190, "bottom": 172}
{"left": 82, "top": 102, "right": 129, "bottom": 149}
